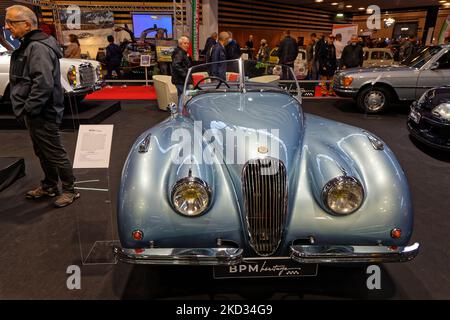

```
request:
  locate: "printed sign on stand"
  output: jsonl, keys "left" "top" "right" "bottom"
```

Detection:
{"left": 73, "top": 125, "right": 114, "bottom": 169}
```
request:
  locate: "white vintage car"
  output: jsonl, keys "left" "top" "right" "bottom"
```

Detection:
{"left": 0, "top": 42, "right": 103, "bottom": 104}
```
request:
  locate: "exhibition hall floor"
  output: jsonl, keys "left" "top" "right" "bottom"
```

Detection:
{"left": 0, "top": 99, "right": 449, "bottom": 299}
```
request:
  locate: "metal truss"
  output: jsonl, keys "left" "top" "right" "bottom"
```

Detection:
{"left": 16, "top": 0, "right": 178, "bottom": 12}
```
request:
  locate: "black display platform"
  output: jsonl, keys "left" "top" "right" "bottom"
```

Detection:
{"left": 0, "top": 157, "right": 25, "bottom": 192}
{"left": 0, "top": 100, "right": 121, "bottom": 130}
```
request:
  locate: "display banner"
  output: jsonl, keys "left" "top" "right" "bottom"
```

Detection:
{"left": 438, "top": 15, "right": 450, "bottom": 44}
{"left": 191, "top": 0, "right": 200, "bottom": 61}
{"left": 59, "top": 8, "right": 114, "bottom": 58}
{"left": 332, "top": 24, "right": 358, "bottom": 45}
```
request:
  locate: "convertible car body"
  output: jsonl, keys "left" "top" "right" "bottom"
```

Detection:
{"left": 115, "top": 59, "right": 419, "bottom": 277}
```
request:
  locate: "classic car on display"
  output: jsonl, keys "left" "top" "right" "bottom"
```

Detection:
{"left": 114, "top": 59, "right": 419, "bottom": 278}
{"left": 362, "top": 48, "right": 394, "bottom": 68}
{"left": 408, "top": 86, "right": 450, "bottom": 150}
{"left": 269, "top": 47, "right": 308, "bottom": 79}
{"left": 334, "top": 45, "right": 450, "bottom": 113}
{"left": 0, "top": 41, "right": 103, "bottom": 105}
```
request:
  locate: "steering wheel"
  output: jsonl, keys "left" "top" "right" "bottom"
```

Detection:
{"left": 193, "top": 76, "right": 230, "bottom": 90}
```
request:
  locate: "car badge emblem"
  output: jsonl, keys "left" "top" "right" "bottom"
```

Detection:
{"left": 258, "top": 146, "right": 268, "bottom": 154}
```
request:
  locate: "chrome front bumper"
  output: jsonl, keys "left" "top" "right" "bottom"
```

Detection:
{"left": 114, "top": 243, "right": 419, "bottom": 265}
{"left": 113, "top": 247, "right": 243, "bottom": 265}
{"left": 290, "top": 243, "right": 420, "bottom": 264}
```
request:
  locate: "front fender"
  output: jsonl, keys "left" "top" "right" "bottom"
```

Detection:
{"left": 283, "top": 114, "right": 413, "bottom": 249}
{"left": 117, "top": 115, "right": 246, "bottom": 249}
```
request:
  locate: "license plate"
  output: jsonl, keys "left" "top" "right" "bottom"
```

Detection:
{"left": 213, "top": 258, "right": 318, "bottom": 279}
{"left": 409, "top": 110, "right": 421, "bottom": 124}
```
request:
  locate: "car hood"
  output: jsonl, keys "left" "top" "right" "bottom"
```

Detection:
{"left": 338, "top": 64, "right": 413, "bottom": 76}
{"left": 186, "top": 91, "right": 304, "bottom": 195}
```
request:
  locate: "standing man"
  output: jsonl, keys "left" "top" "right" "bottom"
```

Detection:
{"left": 210, "top": 31, "right": 229, "bottom": 81}
{"left": 318, "top": 34, "right": 337, "bottom": 96}
{"left": 399, "top": 34, "right": 418, "bottom": 61}
{"left": 245, "top": 34, "right": 254, "bottom": 60}
{"left": 341, "top": 35, "right": 364, "bottom": 69}
{"left": 203, "top": 31, "right": 217, "bottom": 62}
{"left": 6, "top": 5, "right": 79, "bottom": 207}
{"left": 277, "top": 30, "right": 298, "bottom": 80}
{"left": 171, "top": 36, "right": 192, "bottom": 97}
{"left": 105, "top": 35, "right": 122, "bottom": 79}
{"left": 306, "top": 33, "right": 317, "bottom": 80}
{"left": 333, "top": 33, "right": 345, "bottom": 70}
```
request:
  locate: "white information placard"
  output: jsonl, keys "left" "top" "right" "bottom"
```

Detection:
{"left": 73, "top": 125, "right": 114, "bottom": 169}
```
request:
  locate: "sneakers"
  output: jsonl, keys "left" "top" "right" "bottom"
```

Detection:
{"left": 54, "top": 191, "right": 80, "bottom": 208}
{"left": 26, "top": 186, "right": 58, "bottom": 199}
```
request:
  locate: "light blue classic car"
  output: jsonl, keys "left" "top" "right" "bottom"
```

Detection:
{"left": 114, "top": 60, "right": 419, "bottom": 278}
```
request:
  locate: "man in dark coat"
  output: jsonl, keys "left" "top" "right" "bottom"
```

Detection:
{"left": 341, "top": 35, "right": 364, "bottom": 69}
{"left": 225, "top": 31, "right": 241, "bottom": 60}
{"left": 277, "top": 30, "right": 299, "bottom": 80}
{"left": 203, "top": 32, "right": 217, "bottom": 63}
{"left": 318, "top": 34, "right": 337, "bottom": 96}
{"left": 105, "top": 35, "right": 122, "bottom": 79}
{"left": 171, "top": 36, "right": 192, "bottom": 97}
{"left": 245, "top": 34, "right": 254, "bottom": 60}
{"left": 210, "top": 31, "right": 230, "bottom": 81}
{"left": 6, "top": 5, "right": 79, "bottom": 207}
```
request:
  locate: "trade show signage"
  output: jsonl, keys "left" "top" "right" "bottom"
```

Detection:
{"left": 73, "top": 125, "right": 114, "bottom": 169}
{"left": 332, "top": 24, "right": 358, "bottom": 44}
{"left": 438, "top": 15, "right": 450, "bottom": 44}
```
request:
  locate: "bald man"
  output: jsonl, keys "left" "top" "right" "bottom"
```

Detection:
{"left": 6, "top": 5, "right": 79, "bottom": 207}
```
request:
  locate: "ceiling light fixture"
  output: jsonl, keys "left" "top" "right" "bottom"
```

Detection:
{"left": 315, "top": 0, "right": 324, "bottom": 3}
{"left": 358, "top": 7, "right": 365, "bottom": 11}
{"left": 331, "top": 2, "right": 338, "bottom": 5}
{"left": 346, "top": 5, "right": 353, "bottom": 8}
{"left": 337, "top": 13, "right": 344, "bottom": 18}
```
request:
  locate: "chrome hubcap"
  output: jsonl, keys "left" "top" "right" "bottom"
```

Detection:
{"left": 364, "top": 91, "right": 385, "bottom": 111}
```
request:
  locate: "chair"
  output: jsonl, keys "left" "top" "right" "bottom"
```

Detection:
{"left": 248, "top": 75, "right": 280, "bottom": 84}
{"left": 152, "top": 75, "right": 178, "bottom": 111}
{"left": 192, "top": 72, "right": 210, "bottom": 87}
{"left": 226, "top": 72, "right": 240, "bottom": 82}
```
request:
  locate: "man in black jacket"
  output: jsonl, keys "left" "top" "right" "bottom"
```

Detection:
{"left": 171, "top": 36, "right": 192, "bottom": 97}
{"left": 6, "top": 5, "right": 78, "bottom": 207}
{"left": 341, "top": 35, "right": 364, "bottom": 69}
{"left": 277, "top": 30, "right": 298, "bottom": 80}
{"left": 210, "top": 31, "right": 229, "bottom": 81}
{"left": 203, "top": 32, "right": 217, "bottom": 63}
{"left": 105, "top": 35, "right": 122, "bottom": 79}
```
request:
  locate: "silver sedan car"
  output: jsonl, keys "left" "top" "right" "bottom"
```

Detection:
{"left": 334, "top": 45, "right": 450, "bottom": 113}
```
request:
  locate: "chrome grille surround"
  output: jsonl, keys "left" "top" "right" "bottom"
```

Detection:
{"left": 79, "top": 63, "right": 95, "bottom": 87}
{"left": 241, "top": 157, "right": 288, "bottom": 256}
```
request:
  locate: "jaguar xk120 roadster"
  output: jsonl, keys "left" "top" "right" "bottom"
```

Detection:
{"left": 114, "top": 59, "right": 419, "bottom": 278}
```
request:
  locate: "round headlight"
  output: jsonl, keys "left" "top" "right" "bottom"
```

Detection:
{"left": 322, "top": 176, "right": 364, "bottom": 215}
{"left": 171, "top": 177, "right": 211, "bottom": 217}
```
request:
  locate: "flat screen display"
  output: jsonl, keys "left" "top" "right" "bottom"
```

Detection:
{"left": 132, "top": 13, "right": 173, "bottom": 39}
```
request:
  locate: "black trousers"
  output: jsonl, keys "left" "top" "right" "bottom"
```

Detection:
{"left": 25, "top": 115, "right": 76, "bottom": 193}
{"left": 106, "top": 62, "right": 121, "bottom": 79}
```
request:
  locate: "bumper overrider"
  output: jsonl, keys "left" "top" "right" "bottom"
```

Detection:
{"left": 113, "top": 243, "right": 419, "bottom": 265}
{"left": 333, "top": 85, "right": 359, "bottom": 98}
{"left": 66, "top": 81, "right": 104, "bottom": 97}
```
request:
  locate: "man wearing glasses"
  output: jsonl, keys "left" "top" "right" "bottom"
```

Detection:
{"left": 5, "top": 5, "right": 79, "bottom": 207}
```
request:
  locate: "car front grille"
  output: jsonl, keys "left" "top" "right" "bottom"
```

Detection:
{"left": 242, "top": 158, "right": 288, "bottom": 256}
{"left": 79, "top": 63, "right": 95, "bottom": 87}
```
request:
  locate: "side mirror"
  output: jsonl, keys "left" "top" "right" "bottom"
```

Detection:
{"left": 430, "top": 62, "right": 440, "bottom": 70}
{"left": 168, "top": 102, "right": 177, "bottom": 115}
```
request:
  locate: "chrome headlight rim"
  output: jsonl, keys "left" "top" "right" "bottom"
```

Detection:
{"left": 67, "top": 65, "right": 77, "bottom": 88}
{"left": 170, "top": 176, "right": 212, "bottom": 217}
{"left": 321, "top": 176, "right": 365, "bottom": 216}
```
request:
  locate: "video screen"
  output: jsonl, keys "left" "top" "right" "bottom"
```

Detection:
{"left": 132, "top": 13, "right": 173, "bottom": 39}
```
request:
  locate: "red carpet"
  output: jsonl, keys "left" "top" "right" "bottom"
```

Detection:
{"left": 86, "top": 85, "right": 157, "bottom": 100}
